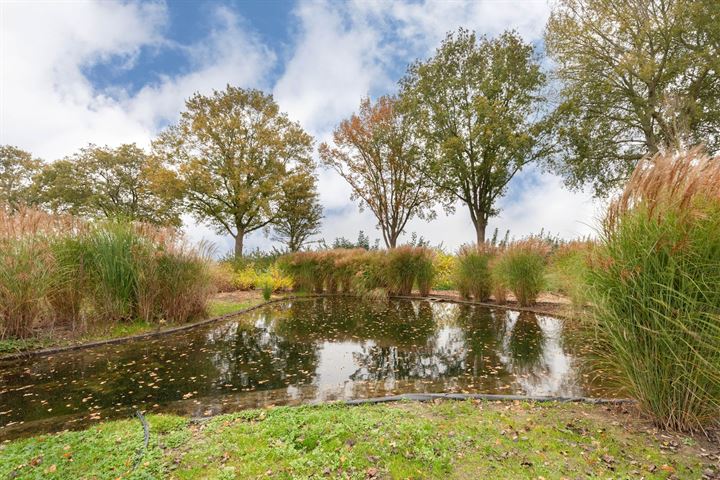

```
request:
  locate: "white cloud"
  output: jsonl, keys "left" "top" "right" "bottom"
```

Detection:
{"left": 0, "top": 1, "right": 273, "bottom": 159}
{"left": 1, "top": 0, "right": 598, "bottom": 255}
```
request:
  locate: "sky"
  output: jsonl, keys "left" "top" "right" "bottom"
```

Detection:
{"left": 0, "top": 0, "right": 602, "bottom": 255}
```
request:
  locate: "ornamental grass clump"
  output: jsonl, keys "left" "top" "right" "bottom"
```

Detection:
{"left": 493, "top": 238, "right": 548, "bottom": 307}
{"left": 587, "top": 148, "right": 720, "bottom": 431}
{"left": 385, "top": 246, "right": 435, "bottom": 296}
{"left": 547, "top": 240, "right": 593, "bottom": 308}
{"left": 0, "top": 208, "right": 213, "bottom": 339}
{"left": 415, "top": 249, "right": 436, "bottom": 296}
{"left": 454, "top": 244, "right": 493, "bottom": 301}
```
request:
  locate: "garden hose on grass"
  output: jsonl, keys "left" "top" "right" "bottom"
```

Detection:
{"left": 342, "top": 393, "right": 633, "bottom": 405}
{"left": 132, "top": 410, "right": 150, "bottom": 471}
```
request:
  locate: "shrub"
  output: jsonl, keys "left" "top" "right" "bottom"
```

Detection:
{"left": 431, "top": 252, "right": 455, "bottom": 290}
{"left": 454, "top": 244, "right": 493, "bottom": 301}
{"left": 209, "top": 262, "right": 237, "bottom": 293}
{"left": 493, "top": 239, "right": 547, "bottom": 307}
{"left": 234, "top": 266, "right": 261, "bottom": 290}
{"left": 587, "top": 148, "right": 720, "bottom": 431}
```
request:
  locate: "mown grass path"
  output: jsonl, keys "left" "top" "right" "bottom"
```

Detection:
{"left": 1, "top": 400, "right": 716, "bottom": 479}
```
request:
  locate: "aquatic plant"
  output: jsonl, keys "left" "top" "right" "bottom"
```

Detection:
{"left": 587, "top": 148, "right": 720, "bottom": 431}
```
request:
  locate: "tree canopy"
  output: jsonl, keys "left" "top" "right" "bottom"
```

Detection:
{"left": 33, "top": 144, "right": 182, "bottom": 225}
{"left": 272, "top": 168, "right": 323, "bottom": 252}
{"left": 320, "top": 96, "right": 436, "bottom": 248}
{"left": 0, "top": 145, "right": 42, "bottom": 211}
{"left": 154, "top": 86, "right": 314, "bottom": 257}
{"left": 545, "top": 0, "right": 720, "bottom": 196}
{"left": 400, "top": 29, "right": 550, "bottom": 244}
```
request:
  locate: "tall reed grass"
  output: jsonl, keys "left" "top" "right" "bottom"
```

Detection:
{"left": 278, "top": 247, "right": 435, "bottom": 298}
{"left": 546, "top": 240, "right": 593, "bottom": 308}
{"left": 587, "top": 148, "right": 720, "bottom": 431}
{"left": 454, "top": 244, "right": 493, "bottom": 301}
{"left": 492, "top": 239, "right": 548, "bottom": 307}
{"left": 0, "top": 208, "right": 213, "bottom": 339}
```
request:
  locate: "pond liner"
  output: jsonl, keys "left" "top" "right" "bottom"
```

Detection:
{"left": 0, "top": 293, "right": 573, "bottom": 361}
{"left": 341, "top": 393, "right": 633, "bottom": 405}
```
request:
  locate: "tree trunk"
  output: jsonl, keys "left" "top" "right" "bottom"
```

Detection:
{"left": 234, "top": 232, "right": 244, "bottom": 258}
{"left": 474, "top": 220, "right": 486, "bottom": 246}
{"left": 388, "top": 232, "right": 398, "bottom": 249}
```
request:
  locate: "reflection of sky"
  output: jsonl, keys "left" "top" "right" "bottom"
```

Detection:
{"left": 1, "top": 299, "right": 602, "bottom": 439}
{"left": 314, "top": 341, "right": 367, "bottom": 400}
{"left": 498, "top": 313, "right": 582, "bottom": 397}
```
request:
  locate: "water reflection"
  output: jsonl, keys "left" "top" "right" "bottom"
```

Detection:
{"left": 0, "top": 298, "right": 607, "bottom": 439}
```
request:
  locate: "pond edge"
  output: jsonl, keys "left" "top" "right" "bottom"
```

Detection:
{"left": 0, "top": 293, "right": 576, "bottom": 362}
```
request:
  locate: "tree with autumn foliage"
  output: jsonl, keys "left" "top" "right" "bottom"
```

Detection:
{"left": 545, "top": 0, "right": 720, "bottom": 197}
{"left": 400, "top": 29, "right": 551, "bottom": 244}
{"left": 272, "top": 168, "right": 323, "bottom": 252}
{"left": 0, "top": 145, "right": 42, "bottom": 211}
{"left": 154, "top": 86, "right": 314, "bottom": 257}
{"left": 33, "top": 143, "right": 182, "bottom": 225}
{"left": 319, "top": 96, "right": 436, "bottom": 248}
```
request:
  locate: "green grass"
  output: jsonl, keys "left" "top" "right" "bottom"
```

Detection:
{"left": 206, "top": 299, "right": 262, "bottom": 317}
{"left": 0, "top": 337, "right": 53, "bottom": 355}
{"left": 0, "top": 401, "right": 708, "bottom": 479}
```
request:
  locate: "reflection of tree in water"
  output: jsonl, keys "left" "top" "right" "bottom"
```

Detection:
{"left": 348, "top": 303, "right": 515, "bottom": 391}
{"left": 274, "top": 298, "right": 435, "bottom": 347}
{"left": 204, "top": 320, "right": 320, "bottom": 391}
{"left": 497, "top": 312, "right": 584, "bottom": 397}
{"left": 507, "top": 312, "right": 545, "bottom": 372}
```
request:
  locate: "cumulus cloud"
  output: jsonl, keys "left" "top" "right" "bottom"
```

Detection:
{"left": 1, "top": 1, "right": 273, "bottom": 159}
{"left": 1, "top": 1, "right": 166, "bottom": 158}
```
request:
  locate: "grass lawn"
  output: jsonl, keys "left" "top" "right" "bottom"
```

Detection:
{"left": 1, "top": 400, "right": 716, "bottom": 479}
{"left": 0, "top": 296, "right": 265, "bottom": 358}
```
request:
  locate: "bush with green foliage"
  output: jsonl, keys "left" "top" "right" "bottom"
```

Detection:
{"left": 431, "top": 252, "right": 456, "bottom": 291}
{"left": 587, "top": 149, "right": 720, "bottom": 431}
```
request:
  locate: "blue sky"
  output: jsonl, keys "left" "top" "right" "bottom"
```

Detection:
{"left": 1, "top": 0, "right": 599, "bottom": 254}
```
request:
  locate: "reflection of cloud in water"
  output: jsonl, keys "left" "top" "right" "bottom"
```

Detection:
{"left": 1, "top": 297, "right": 606, "bottom": 440}
{"left": 498, "top": 312, "right": 582, "bottom": 397}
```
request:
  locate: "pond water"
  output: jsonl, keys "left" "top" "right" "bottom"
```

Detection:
{"left": 0, "top": 297, "right": 609, "bottom": 440}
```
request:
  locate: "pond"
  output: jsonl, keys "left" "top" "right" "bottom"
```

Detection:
{"left": 0, "top": 297, "right": 609, "bottom": 440}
